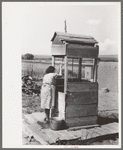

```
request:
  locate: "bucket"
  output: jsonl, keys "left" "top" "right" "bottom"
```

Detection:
{"left": 50, "top": 117, "right": 63, "bottom": 130}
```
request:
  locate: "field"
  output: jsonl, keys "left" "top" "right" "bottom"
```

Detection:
{"left": 22, "top": 60, "right": 119, "bottom": 145}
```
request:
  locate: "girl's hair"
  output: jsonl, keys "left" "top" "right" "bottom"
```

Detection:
{"left": 45, "top": 66, "right": 55, "bottom": 74}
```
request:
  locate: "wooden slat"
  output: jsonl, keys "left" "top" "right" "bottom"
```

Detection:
{"left": 103, "top": 122, "right": 118, "bottom": 132}
{"left": 99, "top": 55, "right": 118, "bottom": 62}
{"left": 66, "top": 44, "right": 99, "bottom": 58}
{"left": 27, "top": 125, "right": 53, "bottom": 145}
{"left": 43, "top": 129, "right": 63, "bottom": 142}
{"left": 66, "top": 91, "right": 98, "bottom": 105}
{"left": 58, "top": 92, "right": 65, "bottom": 119}
{"left": 52, "top": 56, "right": 55, "bottom": 66}
{"left": 66, "top": 104, "right": 98, "bottom": 117}
{"left": 51, "top": 45, "right": 66, "bottom": 56}
{"left": 67, "top": 82, "right": 98, "bottom": 92}
{"left": 78, "top": 58, "right": 82, "bottom": 81}
{"left": 101, "top": 126, "right": 117, "bottom": 134}
{"left": 64, "top": 55, "right": 68, "bottom": 93}
{"left": 59, "top": 36, "right": 97, "bottom": 44}
{"left": 94, "top": 127, "right": 110, "bottom": 136}
{"left": 66, "top": 116, "right": 98, "bottom": 127}
{"left": 68, "top": 124, "right": 100, "bottom": 131}
{"left": 87, "top": 128, "right": 100, "bottom": 139}
{"left": 57, "top": 130, "right": 79, "bottom": 140}
{"left": 101, "top": 124, "right": 118, "bottom": 134}
{"left": 51, "top": 32, "right": 94, "bottom": 41}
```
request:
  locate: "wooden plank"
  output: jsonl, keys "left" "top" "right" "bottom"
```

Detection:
{"left": 66, "top": 104, "right": 98, "bottom": 117}
{"left": 67, "top": 82, "right": 98, "bottom": 92}
{"left": 103, "top": 122, "right": 118, "bottom": 132}
{"left": 101, "top": 124, "right": 118, "bottom": 134}
{"left": 28, "top": 125, "right": 53, "bottom": 145}
{"left": 66, "top": 91, "right": 98, "bottom": 105}
{"left": 66, "top": 44, "right": 99, "bottom": 58}
{"left": 57, "top": 130, "right": 79, "bottom": 140}
{"left": 51, "top": 32, "right": 95, "bottom": 40}
{"left": 101, "top": 125, "right": 117, "bottom": 134}
{"left": 64, "top": 55, "right": 68, "bottom": 93}
{"left": 99, "top": 55, "right": 118, "bottom": 62}
{"left": 58, "top": 92, "right": 65, "bottom": 120}
{"left": 52, "top": 56, "right": 55, "bottom": 66}
{"left": 87, "top": 128, "right": 100, "bottom": 139}
{"left": 78, "top": 58, "right": 82, "bottom": 81}
{"left": 68, "top": 124, "right": 100, "bottom": 131}
{"left": 94, "top": 59, "right": 98, "bottom": 82}
{"left": 51, "top": 44, "right": 66, "bottom": 56}
{"left": 93, "top": 127, "right": 110, "bottom": 136}
{"left": 66, "top": 116, "right": 98, "bottom": 127}
{"left": 59, "top": 36, "right": 97, "bottom": 44}
{"left": 43, "top": 129, "right": 63, "bottom": 142}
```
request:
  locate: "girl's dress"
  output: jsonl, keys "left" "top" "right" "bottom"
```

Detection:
{"left": 41, "top": 73, "right": 57, "bottom": 109}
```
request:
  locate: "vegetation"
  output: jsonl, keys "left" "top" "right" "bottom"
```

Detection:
{"left": 22, "top": 53, "right": 34, "bottom": 60}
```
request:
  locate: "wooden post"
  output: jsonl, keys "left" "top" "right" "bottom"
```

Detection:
{"left": 51, "top": 56, "right": 55, "bottom": 118}
{"left": 94, "top": 59, "right": 97, "bottom": 82}
{"left": 52, "top": 56, "right": 55, "bottom": 67}
{"left": 78, "top": 58, "right": 82, "bottom": 81}
{"left": 64, "top": 55, "right": 68, "bottom": 93}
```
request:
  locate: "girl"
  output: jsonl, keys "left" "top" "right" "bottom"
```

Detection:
{"left": 41, "top": 65, "right": 62, "bottom": 123}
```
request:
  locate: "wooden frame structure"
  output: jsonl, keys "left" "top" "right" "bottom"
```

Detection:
{"left": 51, "top": 32, "right": 99, "bottom": 128}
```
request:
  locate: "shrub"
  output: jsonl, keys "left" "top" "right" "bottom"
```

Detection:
{"left": 23, "top": 53, "right": 34, "bottom": 60}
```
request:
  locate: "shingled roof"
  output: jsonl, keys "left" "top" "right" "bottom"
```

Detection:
{"left": 51, "top": 32, "right": 98, "bottom": 45}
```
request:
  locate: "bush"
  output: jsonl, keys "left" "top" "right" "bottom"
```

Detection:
{"left": 23, "top": 53, "right": 34, "bottom": 60}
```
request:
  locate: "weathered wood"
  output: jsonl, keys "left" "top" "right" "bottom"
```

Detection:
{"left": 87, "top": 128, "right": 100, "bottom": 138}
{"left": 101, "top": 124, "right": 118, "bottom": 134}
{"left": 27, "top": 125, "right": 52, "bottom": 145}
{"left": 66, "top": 104, "right": 98, "bottom": 117}
{"left": 59, "top": 36, "right": 97, "bottom": 44}
{"left": 66, "top": 91, "right": 98, "bottom": 105}
{"left": 58, "top": 92, "right": 65, "bottom": 120}
{"left": 65, "top": 116, "right": 98, "bottom": 127}
{"left": 43, "top": 129, "right": 64, "bottom": 142}
{"left": 68, "top": 124, "right": 100, "bottom": 131}
{"left": 94, "top": 127, "right": 110, "bottom": 136}
{"left": 51, "top": 45, "right": 66, "bottom": 56}
{"left": 23, "top": 113, "right": 119, "bottom": 145}
{"left": 52, "top": 56, "right": 55, "bottom": 66}
{"left": 99, "top": 55, "right": 118, "bottom": 62}
{"left": 67, "top": 82, "right": 98, "bottom": 92}
{"left": 64, "top": 55, "right": 68, "bottom": 93}
{"left": 57, "top": 130, "right": 79, "bottom": 140}
{"left": 51, "top": 32, "right": 95, "bottom": 41}
{"left": 66, "top": 44, "right": 99, "bottom": 58}
{"left": 78, "top": 58, "right": 82, "bottom": 81}
{"left": 94, "top": 59, "right": 98, "bottom": 82}
{"left": 103, "top": 122, "right": 118, "bottom": 131}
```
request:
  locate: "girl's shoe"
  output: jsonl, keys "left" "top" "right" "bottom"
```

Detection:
{"left": 44, "top": 118, "right": 49, "bottom": 123}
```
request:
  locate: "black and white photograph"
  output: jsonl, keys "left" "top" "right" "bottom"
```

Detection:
{"left": 2, "top": 2, "right": 121, "bottom": 148}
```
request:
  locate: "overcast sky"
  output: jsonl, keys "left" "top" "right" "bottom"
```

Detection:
{"left": 2, "top": 2, "right": 120, "bottom": 55}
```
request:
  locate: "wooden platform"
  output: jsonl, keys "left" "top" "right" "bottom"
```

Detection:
{"left": 22, "top": 112, "right": 119, "bottom": 145}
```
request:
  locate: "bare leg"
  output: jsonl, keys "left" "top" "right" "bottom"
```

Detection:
{"left": 44, "top": 109, "right": 50, "bottom": 122}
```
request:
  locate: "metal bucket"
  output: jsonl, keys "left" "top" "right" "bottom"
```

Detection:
{"left": 50, "top": 117, "right": 63, "bottom": 130}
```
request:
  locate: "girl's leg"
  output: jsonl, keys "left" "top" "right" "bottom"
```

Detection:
{"left": 45, "top": 109, "right": 50, "bottom": 122}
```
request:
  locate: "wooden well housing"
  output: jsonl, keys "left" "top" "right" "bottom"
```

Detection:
{"left": 51, "top": 32, "right": 99, "bottom": 128}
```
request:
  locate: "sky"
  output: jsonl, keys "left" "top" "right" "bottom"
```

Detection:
{"left": 2, "top": 2, "right": 121, "bottom": 55}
